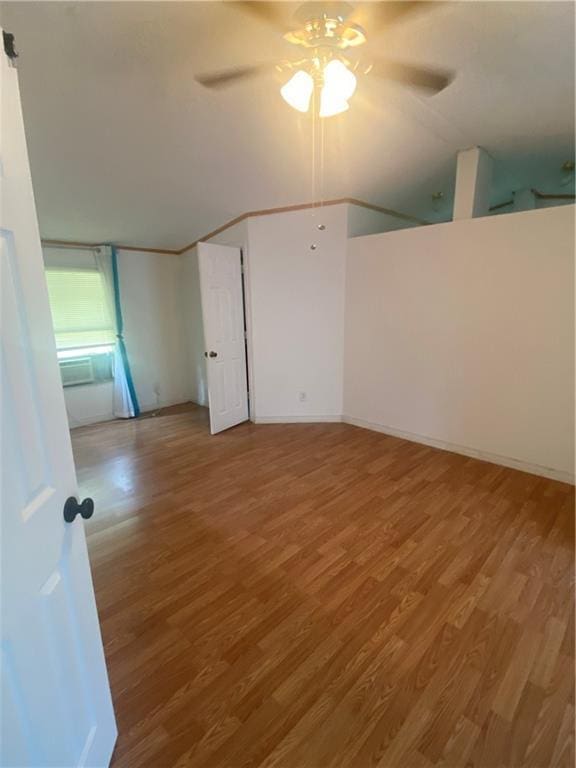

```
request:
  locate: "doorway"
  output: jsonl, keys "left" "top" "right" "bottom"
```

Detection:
{"left": 188, "top": 241, "right": 251, "bottom": 435}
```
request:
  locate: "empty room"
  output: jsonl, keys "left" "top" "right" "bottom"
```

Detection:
{"left": 1, "top": 1, "right": 574, "bottom": 767}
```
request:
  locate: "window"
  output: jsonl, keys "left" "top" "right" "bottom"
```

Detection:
{"left": 45, "top": 267, "right": 115, "bottom": 386}
{"left": 46, "top": 268, "right": 115, "bottom": 350}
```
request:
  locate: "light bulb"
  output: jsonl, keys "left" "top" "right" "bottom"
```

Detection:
{"left": 319, "top": 92, "right": 349, "bottom": 118}
{"left": 323, "top": 59, "right": 357, "bottom": 100}
{"left": 280, "top": 70, "right": 314, "bottom": 113}
{"left": 319, "top": 59, "right": 357, "bottom": 118}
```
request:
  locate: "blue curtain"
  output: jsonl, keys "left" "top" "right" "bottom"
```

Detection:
{"left": 111, "top": 246, "right": 140, "bottom": 417}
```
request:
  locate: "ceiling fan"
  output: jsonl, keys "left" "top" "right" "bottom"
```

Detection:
{"left": 195, "top": 1, "right": 455, "bottom": 117}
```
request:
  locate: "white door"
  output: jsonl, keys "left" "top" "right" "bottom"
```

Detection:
{"left": 1, "top": 32, "right": 117, "bottom": 768}
{"left": 198, "top": 242, "right": 249, "bottom": 434}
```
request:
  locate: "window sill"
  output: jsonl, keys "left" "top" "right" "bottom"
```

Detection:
{"left": 57, "top": 345, "right": 115, "bottom": 360}
{"left": 63, "top": 379, "right": 114, "bottom": 390}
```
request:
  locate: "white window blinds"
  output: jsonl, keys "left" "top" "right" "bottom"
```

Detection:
{"left": 45, "top": 268, "right": 115, "bottom": 350}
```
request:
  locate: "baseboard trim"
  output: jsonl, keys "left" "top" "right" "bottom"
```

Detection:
{"left": 139, "top": 397, "right": 189, "bottom": 413}
{"left": 69, "top": 398, "right": 191, "bottom": 429}
{"left": 68, "top": 413, "right": 116, "bottom": 428}
{"left": 254, "top": 415, "right": 343, "bottom": 424}
{"left": 342, "top": 415, "right": 575, "bottom": 485}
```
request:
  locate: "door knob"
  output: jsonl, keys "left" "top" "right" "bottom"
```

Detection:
{"left": 63, "top": 496, "right": 94, "bottom": 523}
{"left": 208, "top": 351, "right": 217, "bottom": 358}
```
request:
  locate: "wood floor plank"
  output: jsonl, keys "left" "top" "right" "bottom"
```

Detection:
{"left": 71, "top": 403, "right": 575, "bottom": 768}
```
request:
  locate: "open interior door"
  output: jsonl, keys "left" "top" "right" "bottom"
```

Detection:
{"left": 198, "top": 242, "right": 249, "bottom": 434}
{"left": 1, "top": 32, "right": 117, "bottom": 767}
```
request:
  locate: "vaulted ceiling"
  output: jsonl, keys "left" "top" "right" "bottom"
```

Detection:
{"left": 1, "top": 1, "right": 574, "bottom": 249}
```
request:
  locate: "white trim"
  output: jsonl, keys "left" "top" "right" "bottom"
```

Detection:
{"left": 138, "top": 397, "right": 190, "bottom": 414}
{"left": 342, "top": 415, "right": 575, "bottom": 485}
{"left": 254, "top": 415, "right": 343, "bottom": 424}
{"left": 68, "top": 397, "right": 193, "bottom": 429}
{"left": 69, "top": 412, "right": 116, "bottom": 428}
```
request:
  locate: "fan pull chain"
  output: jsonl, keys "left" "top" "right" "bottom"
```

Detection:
{"left": 311, "top": 86, "right": 317, "bottom": 219}
{"left": 310, "top": 85, "right": 327, "bottom": 250}
{"left": 319, "top": 112, "right": 325, "bottom": 213}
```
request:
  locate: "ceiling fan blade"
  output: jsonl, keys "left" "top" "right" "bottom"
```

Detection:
{"left": 352, "top": 1, "right": 445, "bottom": 35}
{"left": 195, "top": 63, "right": 273, "bottom": 89}
{"left": 227, "top": 2, "right": 288, "bottom": 30}
{"left": 371, "top": 58, "right": 454, "bottom": 93}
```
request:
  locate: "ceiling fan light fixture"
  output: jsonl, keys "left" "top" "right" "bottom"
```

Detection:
{"left": 318, "top": 58, "right": 356, "bottom": 117}
{"left": 323, "top": 59, "right": 357, "bottom": 100}
{"left": 319, "top": 90, "right": 349, "bottom": 118}
{"left": 280, "top": 70, "right": 314, "bottom": 112}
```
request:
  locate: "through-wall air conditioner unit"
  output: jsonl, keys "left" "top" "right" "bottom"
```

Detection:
{"left": 59, "top": 356, "right": 94, "bottom": 387}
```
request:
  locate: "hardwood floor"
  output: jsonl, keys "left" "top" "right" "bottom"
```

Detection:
{"left": 73, "top": 404, "right": 575, "bottom": 768}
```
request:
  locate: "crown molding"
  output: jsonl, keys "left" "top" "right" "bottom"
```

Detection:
{"left": 40, "top": 239, "right": 179, "bottom": 255}
{"left": 41, "top": 197, "right": 428, "bottom": 256}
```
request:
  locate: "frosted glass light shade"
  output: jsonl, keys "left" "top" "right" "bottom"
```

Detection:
{"left": 280, "top": 70, "right": 314, "bottom": 113}
{"left": 319, "top": 90, "right": 350, "bottom": 118}
{"left": 319, "top": 59, "right": 357, "bottom": 118}
{"left": 323, "top": 59, "right": 357, "bottom": 100}
{"left": 280, "top": 60, "right": 357, "bottom": 117}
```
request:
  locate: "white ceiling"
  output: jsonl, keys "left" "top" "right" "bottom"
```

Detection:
{"left": 1, "top": 1, "right": 574, "bottom": 249}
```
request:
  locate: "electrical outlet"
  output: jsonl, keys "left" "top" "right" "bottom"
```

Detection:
{"left": 298, "top": 391, "right": 307, "bottom": 402}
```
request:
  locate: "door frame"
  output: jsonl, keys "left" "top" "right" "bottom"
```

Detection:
{"left": 240, "top": 240, "right": 258, "bottom": 424}
{"left": 239, "top": 246, "right": 254, "bottom": 423}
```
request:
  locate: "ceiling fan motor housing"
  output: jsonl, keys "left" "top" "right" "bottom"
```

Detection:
{"left": 294, "top": 1, "right": 356, "bottom": 25}
{"left": 284, "top": 16, "right": 367, "bottom": 50}
{"left": 194, "top": 2, "right": 455, "bottom": 102}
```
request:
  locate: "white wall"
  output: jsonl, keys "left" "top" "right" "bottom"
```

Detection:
{"left": 180, "top": 247, "right": 207, "bottom": 407}
{"left": 347, "top": 203, "right": 417, "bottom": 238}
{"left": 62, "top": 382, "right": 115, "bottom": 428}
{"left": 344, "top": 205, "right": 575, "bottom": 481}
{"left": 182, "top": 208, "right": 349, "bottom": 424}
{"left": 43, "top": 247, "right": 191, "bottom": 427}
{"left": 247, "top": 205, "right": 347, "bottom": 422}
{"left": 120, "top": 250, "right": 189, "bottom": 412}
